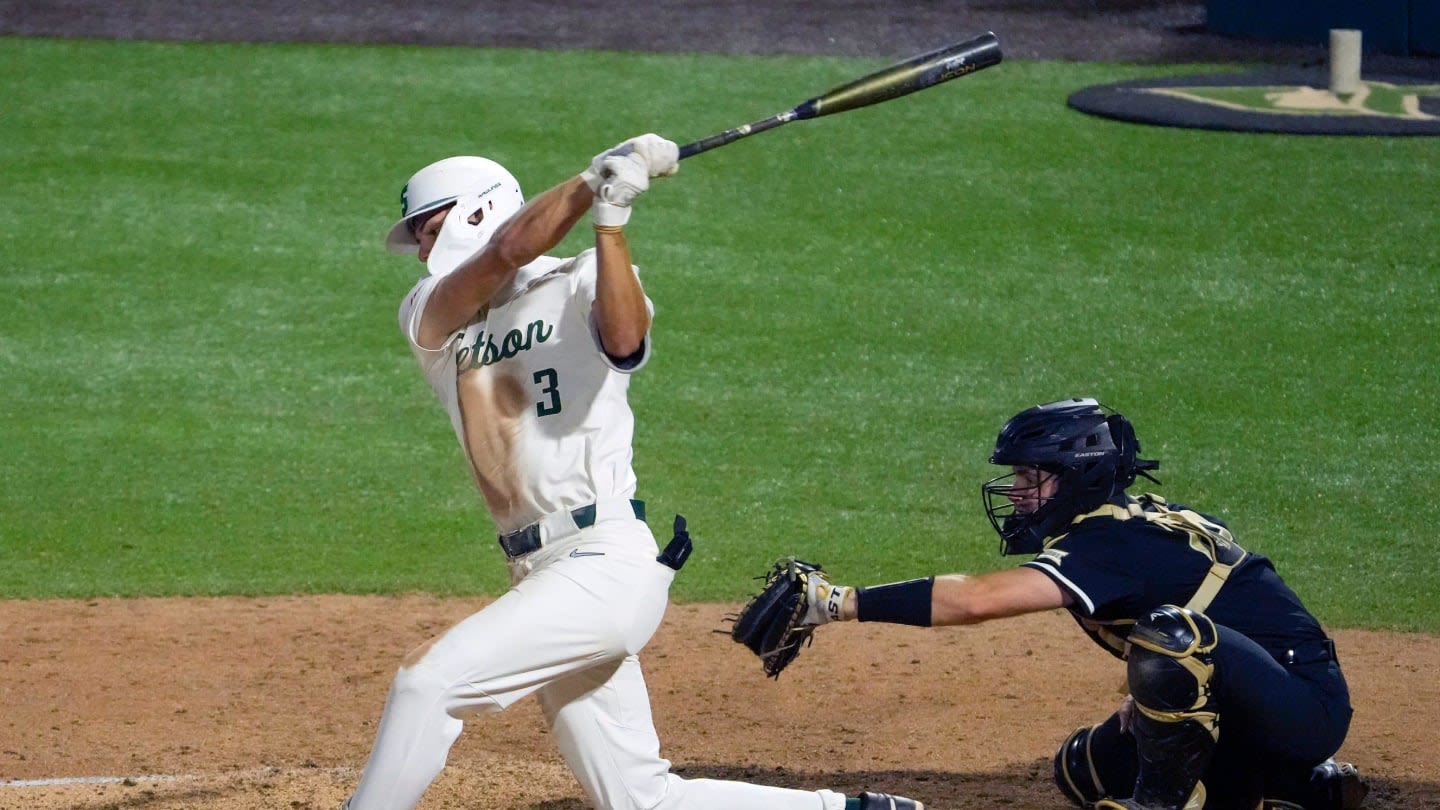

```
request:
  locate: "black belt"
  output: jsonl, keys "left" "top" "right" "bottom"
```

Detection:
{"left": 497, "top": 499, "right": 646, "bottom": 559}
{"left": 1280, "top": 638, "right": 1337, "bottom": 667}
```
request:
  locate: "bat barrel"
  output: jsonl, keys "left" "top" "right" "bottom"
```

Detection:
{"left": 676, "top": 31, "right": 1001, "bottom": 159}
{"left": 796, "top": 31, "right": 1002, "bottom": 119}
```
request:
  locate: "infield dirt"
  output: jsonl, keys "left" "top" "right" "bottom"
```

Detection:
{"left": 1, "top": 596, "right": 1437, "bottom": 809}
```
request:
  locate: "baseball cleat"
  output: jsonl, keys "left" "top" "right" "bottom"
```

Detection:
{"left": 1315, "top": 759, "right": 1369, "bottom": 810}
{"left": 856, "top": 791, "right": 925, "bottom": 810}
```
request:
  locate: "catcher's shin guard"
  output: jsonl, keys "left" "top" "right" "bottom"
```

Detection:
{"left": 1053, "top": 717, "right": 1138, "bottom": 807}
{"left": 1055, "top": 724, "right": 1105, "bottom": 806}
{"left": 1094, "top": 798, "right": 1204, "bottom": 810}
{"left": 1125, "top": 605, "right": 1219, "bottom": 810}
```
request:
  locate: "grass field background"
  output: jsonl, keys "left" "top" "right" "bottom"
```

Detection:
{"left": 1, "top": 38, "right": 1435, "bottom": 631}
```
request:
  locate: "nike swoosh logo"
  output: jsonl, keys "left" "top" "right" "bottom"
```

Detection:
{"left": 569, "top": 549, "right": 605, "bottom": 558}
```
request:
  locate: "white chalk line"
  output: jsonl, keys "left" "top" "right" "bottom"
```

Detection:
{"left": 2, "top": 766, "right": 355, "bottom": 789}
{"left": 2, "top": 774, "right": 183, "bottom": 787}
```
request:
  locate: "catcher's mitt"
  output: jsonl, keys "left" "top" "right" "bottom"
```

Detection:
{"left": 729, "top": 557, "right": 824, "bottom": 679}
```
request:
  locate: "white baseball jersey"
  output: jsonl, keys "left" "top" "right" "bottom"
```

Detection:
{"left": 398, "top": 249, "right": 653, "bottom": 535}
{"left": 356, "top": 249, "right": 844, "bottom": 810}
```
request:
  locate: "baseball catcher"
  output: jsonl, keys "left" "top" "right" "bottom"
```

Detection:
{"left": 730, "top": 398, "right": 1368, "bottom": 810}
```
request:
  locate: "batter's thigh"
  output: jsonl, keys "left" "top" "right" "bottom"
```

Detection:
{"left": 410, "top": 550, "right": 667, "bottom": 714}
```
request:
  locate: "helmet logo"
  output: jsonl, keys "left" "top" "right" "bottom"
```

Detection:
{"left": 400, "top": 184, "right": 410, "bottom": 216}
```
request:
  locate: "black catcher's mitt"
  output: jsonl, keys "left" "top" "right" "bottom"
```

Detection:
{"left": 729, "top": 557, "right": 824, "bottom": 679}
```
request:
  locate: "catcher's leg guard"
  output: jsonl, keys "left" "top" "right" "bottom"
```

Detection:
{"left": 1125, "top": 605, "right": 1220, "bottom": 810}
{"left": 1054, "top": 725, "right": 1104, "bottom": 806}
{"left": 1053, "top": 714, "right": 1137, "bottom": 806}
{"left": 1094, "top": 800, "right": 1205, "bottom": 810}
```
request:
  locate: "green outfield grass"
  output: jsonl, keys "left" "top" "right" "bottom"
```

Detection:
{"left": 1, "top": 37, "right": 1435, "bottom": 631}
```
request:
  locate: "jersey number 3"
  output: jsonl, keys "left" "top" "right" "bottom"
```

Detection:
{"left": 533, "top": 368, "right": 561, "bottom": 416}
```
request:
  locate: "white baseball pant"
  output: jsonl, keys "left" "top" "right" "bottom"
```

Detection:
{"left": 345, "top": 512, "right": 844, "bottom": 810}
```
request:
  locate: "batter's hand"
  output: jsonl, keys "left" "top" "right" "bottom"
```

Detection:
{"left": 582, "top": 134, "right": 679, "bottom": 191}
{"left": 628, "top": 134, "right": 679, "bottom": 177}
{"left": 593, "top": 153, "right": 649, "bottom": 228}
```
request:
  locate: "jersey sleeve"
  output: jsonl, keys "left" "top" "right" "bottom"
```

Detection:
{"left": 1022, "top": 523, "right": 1149, "bottom": 618}
{"left": 571, "top": 248, "right": 654, "bottom": 373}
{"left": 396, "top": 275, "right": 454, "bottom": 382}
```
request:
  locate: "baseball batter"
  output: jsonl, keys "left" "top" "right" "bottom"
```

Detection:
{"left": 341, "top": 135, "right": 923, "bottom": 810}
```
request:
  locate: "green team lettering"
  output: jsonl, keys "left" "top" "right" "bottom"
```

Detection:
{"left": 456, "top": 320, "right": 555, "bottom": 372}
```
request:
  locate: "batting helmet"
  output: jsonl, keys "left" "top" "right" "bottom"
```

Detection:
{"left": 981, "top": 398, "right": 1159, "bottom": 555}
{"left": 384, "top": 156, "right": 525, "bottom": 275}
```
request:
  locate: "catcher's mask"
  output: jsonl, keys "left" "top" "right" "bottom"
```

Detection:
{"left": 384, "top": 155, "right": 526, "bottom": 276}
{"left": 981, "top": 398, "right": 1160, "bottom": 555}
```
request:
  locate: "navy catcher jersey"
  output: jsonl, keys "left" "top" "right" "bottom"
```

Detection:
{"left": 1023, "top": 497, "right": 1329, "bottom": 662}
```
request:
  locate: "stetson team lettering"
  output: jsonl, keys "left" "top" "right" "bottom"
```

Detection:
{"left": 456, "top": 319, "right": 555, "bottom": 372}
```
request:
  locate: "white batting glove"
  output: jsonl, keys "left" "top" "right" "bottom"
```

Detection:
{"left": 593, "top": 153, "right": 649, "bottom": 228}
{"left": 629, "top": 133, "right": 679, "bottom": 178}
{"left": 801, "top": 570, "right": 853, "bottom": 626}
{"left": 581, "top": 133, "right": 680, "bottom": 191}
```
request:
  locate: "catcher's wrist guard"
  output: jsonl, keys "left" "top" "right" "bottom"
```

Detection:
{"left": 855, "top": 577, "right": 934, "bottom": 626}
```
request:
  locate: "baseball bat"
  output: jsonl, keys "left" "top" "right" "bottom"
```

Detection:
{"left": 677, "top": 31, "right": 1002, "bottom": 160}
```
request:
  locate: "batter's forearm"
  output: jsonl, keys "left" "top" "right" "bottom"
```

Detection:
{"left": 422, "top": 178, "right": 594, "bottom": 343}
{"left": 591, "top": 229, "right": 650, "bottom": 359}
{"left": 489, "top": 177, "right": 594, "bottom": 269}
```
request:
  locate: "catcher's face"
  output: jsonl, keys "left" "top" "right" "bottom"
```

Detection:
{"left": 1007, "top": 466, "right": 1059, "bottom": 515}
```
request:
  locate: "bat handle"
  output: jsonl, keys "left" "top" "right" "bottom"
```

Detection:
{"left": 678, "top": 110, "right": 798, "bottom": 160}
{"left": 679, "top": 131, "right": 741, "bottom": 159}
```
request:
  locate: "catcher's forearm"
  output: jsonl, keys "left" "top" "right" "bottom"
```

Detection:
{"left": 852, "top": 577, "right": 934, "bottom": 626}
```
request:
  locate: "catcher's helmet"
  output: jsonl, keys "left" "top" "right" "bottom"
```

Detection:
{"left": 981, "top": 398, "right": 1159, "bottom": 555}
{"left": 384, "top": 156, "right": 525, "bottom": 276}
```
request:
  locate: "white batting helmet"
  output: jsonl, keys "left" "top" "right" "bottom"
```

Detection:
{"left": 384, "top": 156, "right": 525, "bottom": 274}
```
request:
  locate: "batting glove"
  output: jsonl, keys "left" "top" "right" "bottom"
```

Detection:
{"left": 593, "top": 152, "right": 649, "bottom": 228}
{"left": 629, "top": 133, "right": 679, "bottom": 178}
{"left": 582, "top": 133, "right": 679, "bottom": 191}
{"left": 801, "top": 570, "right": 853, "bottom": 626}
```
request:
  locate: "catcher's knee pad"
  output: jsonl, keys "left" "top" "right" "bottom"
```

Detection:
{"left": 1053, "top": 717, "right": 1138, "bottom": 807}
{"left": 1126, "top": 605, "right": 1218, "bottom": 720}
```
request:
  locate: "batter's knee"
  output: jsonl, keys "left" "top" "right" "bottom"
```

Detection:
{"left": 389, "top": 661, "right": 458, "bottom": 714}
{"left": 1126, "top": 605, "right": 1218, "bottom": 717}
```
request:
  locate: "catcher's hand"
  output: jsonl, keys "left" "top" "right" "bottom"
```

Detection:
{"left": 728, "top": 557, "right": 847, "bottom": 679}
